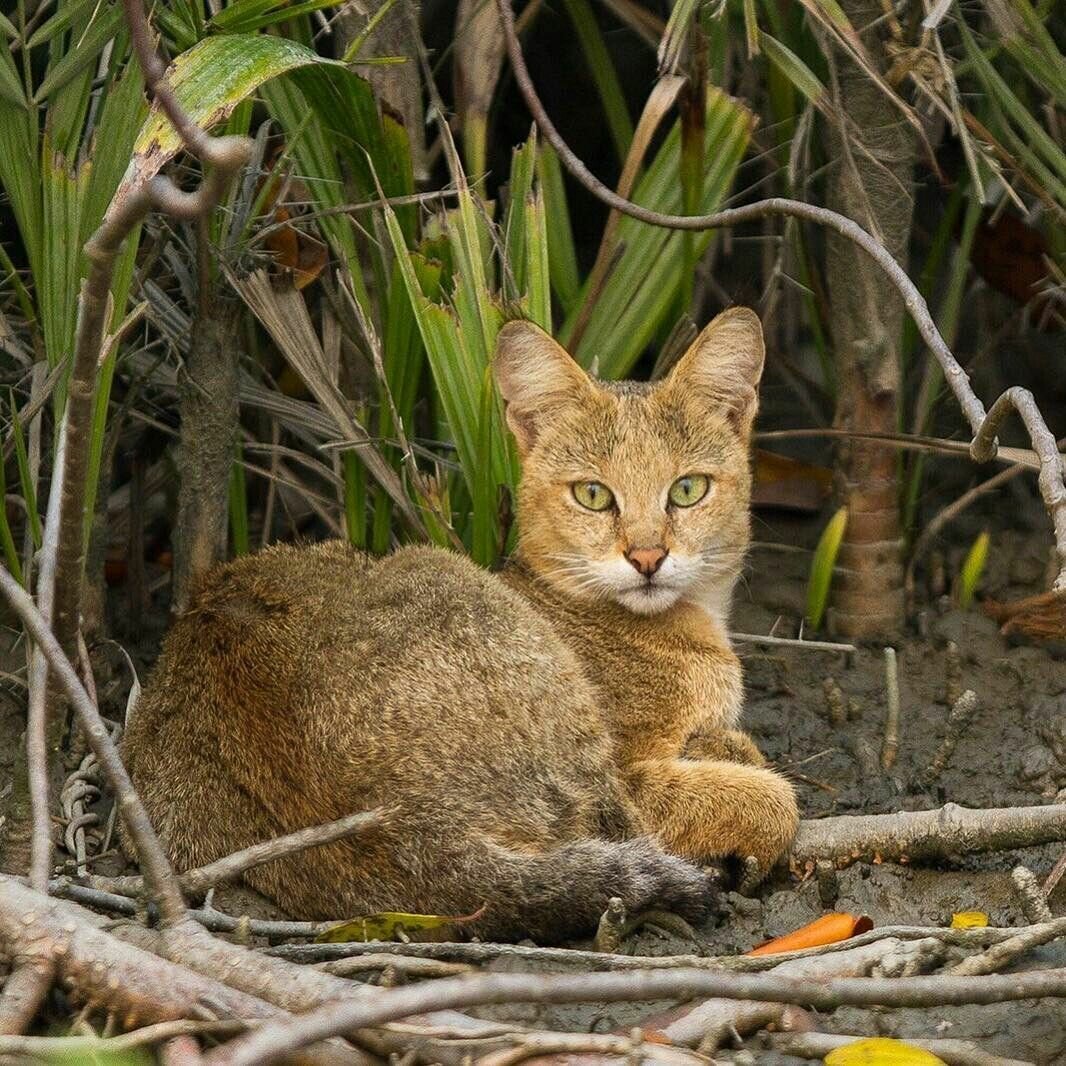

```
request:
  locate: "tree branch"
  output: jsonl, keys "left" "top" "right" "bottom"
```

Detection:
{"left": 204, "top": 964, "right": 1066, "bottom": 1066}
{"left": 493, "top": 0, "right": 1066, "bottom": 590}
{"left": 790, "top": 802, "right": 1066, "bottom": 868}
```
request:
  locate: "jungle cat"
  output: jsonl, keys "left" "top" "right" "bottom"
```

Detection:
{"left": 122, "top": 307, "right": 798, "bottom": 943}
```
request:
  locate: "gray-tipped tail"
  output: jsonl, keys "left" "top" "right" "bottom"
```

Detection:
{"left": 466, "top": 837, "right": 717, "bottom": 943}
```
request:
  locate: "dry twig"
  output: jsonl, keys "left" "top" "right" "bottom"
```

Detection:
{"left": 90, "top": 810, "right": 384, "bottom": 899}
{"left": 881, "top": 646, "right": 900, "bottom": 770}
{"left": 921, "top": 690, "right": 980, "bottom": 785}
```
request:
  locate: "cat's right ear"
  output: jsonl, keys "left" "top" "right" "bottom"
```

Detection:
{"left": 493, "top": 320, "right": 593, "bottom": 453}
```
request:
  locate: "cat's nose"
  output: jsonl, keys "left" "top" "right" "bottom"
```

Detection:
{"left": 626, "top": 546, "right": 668, "bottom": 576}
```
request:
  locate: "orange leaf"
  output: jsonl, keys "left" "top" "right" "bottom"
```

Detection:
{"left": 746, "top": 912, "right": 873, "bottom": 956}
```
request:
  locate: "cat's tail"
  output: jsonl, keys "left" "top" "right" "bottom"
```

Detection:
{"left": 456, "top": 836, "right": 717, "bottom": 943}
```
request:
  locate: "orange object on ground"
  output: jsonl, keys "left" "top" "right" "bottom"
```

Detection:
{"left": 746, "top": 912, "right": 874, "bottom": 956}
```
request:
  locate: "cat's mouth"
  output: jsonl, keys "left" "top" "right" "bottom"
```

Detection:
{"left": 614, "top": 578, "right": 684, "bottom": 615}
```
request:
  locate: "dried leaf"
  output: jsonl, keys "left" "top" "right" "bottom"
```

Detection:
{"left": 824, "top": 1037, "right": 947, "bottom": 1065}
{"left": 316, "top": 905, "right": 487, "bottom": 944}
{"left": 752, "top": 449, "right": 832, "bottom": 513}
{"left": 746, "top": 912, "right": 873, "bottom": 956}
{"left": 951, "top": 911, "right": 989, "bottom": 929}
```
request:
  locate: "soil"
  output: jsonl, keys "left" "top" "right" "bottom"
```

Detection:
{"left": 2, "top": 500, "right": 1065, "bottom": 1062}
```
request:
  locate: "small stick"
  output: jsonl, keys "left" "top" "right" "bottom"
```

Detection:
{"left": 317, "top": 955, "right": 476, "bottom": 980}
{"left": 821, "top": 677, "right": 848, "bottom": 727}
{"left": 1043, "top": 848, "right": 1066, "bottom": 899}
{"left": 791, "top": 801, "right": 1066, "bottom": 867}
{"left": 1011, "top": 865, "right": 1053, "bottom": 924}
{"left": 731, "top": 632, "right": 857, "bottom": 654}
{"left": 921, "top": 690, "right": 980, "bottom": 785}
{"left": 90, "top": 809, "right": 384, "bottom": 898}
{"left": 881, "top": 646, "right": 900, "bottom": 770}
{"left": 944, "top": 640, "right": 963, "bottom": 706}
{"left": 950, "top": 913, "right": 1066, "bottom": 977}
{"left": 0, "top": 961, "right": 56, "bottom": 1037}
{"left": 593, "top": 897, "right": 627, "bottom": 954}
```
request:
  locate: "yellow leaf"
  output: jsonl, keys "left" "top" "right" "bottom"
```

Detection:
{"left": 951, "top": 911, "right": 989, "bottom": 929}
{"left": 315, "top": 905, "right": 486, "bottom": 944}
{"left": 825, "top": 1037, "right": 947, "bottom": 1065}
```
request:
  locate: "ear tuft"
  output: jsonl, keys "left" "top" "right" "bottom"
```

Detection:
{"left": 493, "top": 321, "right": 592, "bottom": 453}
{"left": 665, "top": 307, "right": 765, "bottom": 434}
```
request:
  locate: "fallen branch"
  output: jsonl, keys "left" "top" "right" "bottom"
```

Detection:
{"left": 950, "top": 914, "right": 1066, "bottom": 978}
{"left": 89, "top": 810, "right": 385, "bottom": 899}
{"left": 791, "top": 802, "right": 1066, "bottom": 867}
{"left": 0, "top": 877, "right": 359, "bottom": 1066}
{"left": 203, "top": 963, "right": 1066, "bottom": 1066}
{"left": 765, "top": 1032, "right": 1034, "bottom": 1066}
{"left": 640, "top": 936, "right": 946, "bottom": 1052}
{"left": 494, "top": 0, "right": 1066, "bottom": 589}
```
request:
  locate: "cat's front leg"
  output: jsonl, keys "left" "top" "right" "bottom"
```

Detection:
{"left": 683, "top": 727, "right": 766, "bottom": 766}
{"left": 625, "top": 757, "right": 798, "bottom": 876}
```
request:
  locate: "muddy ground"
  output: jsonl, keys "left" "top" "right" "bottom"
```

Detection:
{"left": 1, "top": 493, "right": 1065, "bottom": 1063}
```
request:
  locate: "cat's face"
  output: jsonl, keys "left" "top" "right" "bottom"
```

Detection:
{"left": 494, "top": 308, "right": 764, "bottom": 621}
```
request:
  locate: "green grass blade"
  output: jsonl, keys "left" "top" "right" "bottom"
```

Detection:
{"left": 536, "top": 144, "right": 581, "bottom": 314}
{"left": 0, "top": 446, "right": 24, "bottom": 585}
{"left": 806, "top": 506, "right": 847, "bottom": 629}
{"left": 32, "top": 3, "right": 123, "bottom": 102}
{"left": 957, "top": 530, "right": 990, "bottom": 609}
{"left": 524, "top": 190, "right": 552, "bottom": 330}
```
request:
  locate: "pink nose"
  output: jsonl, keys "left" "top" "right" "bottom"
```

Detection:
{"left": 626, "top": 547, "right": 667, "bottom": 576}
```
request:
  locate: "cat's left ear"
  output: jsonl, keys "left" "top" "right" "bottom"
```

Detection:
{"left": 664, "top": 307, "right": 765, "bottom": 436}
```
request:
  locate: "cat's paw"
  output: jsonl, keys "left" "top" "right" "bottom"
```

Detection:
{"left": 729, "top": 766, "right": 799, "bottom": 877}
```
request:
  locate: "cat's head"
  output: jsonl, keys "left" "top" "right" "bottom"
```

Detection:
{"left": 493, "top": 308, "right": 764, "bottom": 621}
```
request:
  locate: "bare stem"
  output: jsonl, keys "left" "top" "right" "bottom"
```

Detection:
{"left": 92, "top": 810, "right": 384, "bottom": 898}
{"left": 493, "top": 0, "right": 1066, "bottom": 589}
{"left": 0, "top": 567, "right": 188, "bottom": 925}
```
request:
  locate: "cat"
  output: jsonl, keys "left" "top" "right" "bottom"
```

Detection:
{"left": 121, "top": 306, "right": 798, "bottom": 943}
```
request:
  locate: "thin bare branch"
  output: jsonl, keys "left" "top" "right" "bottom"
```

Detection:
{"left": 493, "top": 0, "right": 1066, "bottom": 589}
{"left": 0, "top": 567, "right": 187, "bottom": 925}
{"left": 204, "top": 963, "right": 1066, "bottom": 1066}
{"left": 92, "top": 810, "right": 385, "bottom": 898}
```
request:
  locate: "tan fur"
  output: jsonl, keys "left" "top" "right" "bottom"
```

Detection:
{"left": 123, "top": 308, "right": 798, "bottom": 942}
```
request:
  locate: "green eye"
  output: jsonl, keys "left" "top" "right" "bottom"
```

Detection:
{"left": 572, "top": 481, "right": 614, "bottom": 512}
{"left": 669, "top": 474, "right": 710, "bottom": 508}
